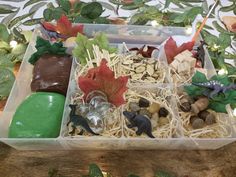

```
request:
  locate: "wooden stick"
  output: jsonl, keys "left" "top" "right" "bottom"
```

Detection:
{"left": 192, "top": 0, "right": 218, "bottom": 42}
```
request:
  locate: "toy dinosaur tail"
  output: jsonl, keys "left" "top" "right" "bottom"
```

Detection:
{"left": 83, "top": 121, "right": 100, "bottom": 136}
{"left": 147, "top": 131, "right": 155, "bottom": 138}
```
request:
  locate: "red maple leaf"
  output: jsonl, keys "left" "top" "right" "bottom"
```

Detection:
{"left": 42, "top": 15, "right": 83, "bottom": 38}
{"left": 164, "top": 37, "right": 194, "bottom": 64}
{"left": 78, "top": 59, "right": 129, "bottom": 107}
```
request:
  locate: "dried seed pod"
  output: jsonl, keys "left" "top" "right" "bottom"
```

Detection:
{"left": 129, "top": 102, "right": 140, "bottom": 112}
{"left": 136, "top": 66, "right": 146, "bottom": 73}
{"left": 131, "top": 73, "right": 143, "bottom": 80}
{"left": 122, "top": 59, "right": 133, "bottom": 65}
{"left": 191, "top": 97, "right": 209, "bottom": 114}
{"left": 138, "top": 98, "right": 150, "bottom": 107}
{"left": 192, "top": 118, "right": 204, "bottom": 129}
{"left": 148, "top": 102, "right": 160, "bottom": 113}
{"left": 158, "top": 107, "right": 169, "bottom": 117}
{"left": 147, "top": 64, "right": 154, "bottom": 75}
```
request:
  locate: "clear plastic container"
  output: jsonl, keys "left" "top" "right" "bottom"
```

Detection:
{"left": 0, "top": 24, "right": 235, "bottom": 150}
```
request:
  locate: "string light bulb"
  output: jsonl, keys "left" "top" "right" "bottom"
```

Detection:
{"left": 10, "top": 40, "right": 18, "bottom": 48}
{"left": 151, "top": 20, "right": 159, "bottom": 27}
{"left": 218, "top": 68, "right": 228, "bottom": 75}
{"left": 185, "top": 26, "right": 193, "bottom": 35}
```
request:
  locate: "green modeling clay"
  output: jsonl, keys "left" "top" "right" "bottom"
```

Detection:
{"left": 8, "top": 92, "right": 65, "bottom": 138}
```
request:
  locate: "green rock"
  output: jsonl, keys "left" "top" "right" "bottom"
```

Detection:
{"left": 8, "top": 92, "right": 65, "bottom": 138}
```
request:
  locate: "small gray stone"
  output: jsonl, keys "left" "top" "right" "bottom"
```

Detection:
{"left": 192, "top": 118, "right": 204, "bottom": 129}
{"left": 129, "top": 102, "right": 140, "bottom": 112}
{"left": 205, "top": 114, "right": 216, "bottom": 125}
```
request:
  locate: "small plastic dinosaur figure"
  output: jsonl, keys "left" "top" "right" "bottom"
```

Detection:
{"left": 41, "top": 22, "right": 66, "bottom": 40}
{"left": 123, "top": 111, "right": 155, "bottom": 138}
{"left": 192, "top": 80, "right": 236, "bottom": 98}
{"left": 67, "top": 104, "right": 99, "bottom": 136}
{"left": 129, "top": 45, "right": 158, "bottom": 58}
{"left": 195, "top": 41, "right": 206, "bottom": 67}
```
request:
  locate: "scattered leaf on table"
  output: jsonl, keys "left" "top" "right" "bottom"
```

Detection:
{"left": 0, "top": 7, "right": 15, "bottom": 14}
{"left": 78, "top": 59, "right": 129, "bottom": 107}
{"left": 222, "top": 16, "right": 236, "bottom": 33}
{"left": 89, "top": 164, "right": 104, "bottom": 177}
{"left": 23, "top": 18, "right": 43, "bottom": 26}
{"left": 23, "top": 0, "right": 46, "bottom": 9}
{"left": 1, "top": 8, "right": 19, "bottom": 25}
{"left": 8, "top": 11, "right": 36, "bottom": 29}
{"left": 29, "top": 2, "right": 47, "bottom": 18}
{"left": 81, "top": 2, "right": 103, "bottom": 19}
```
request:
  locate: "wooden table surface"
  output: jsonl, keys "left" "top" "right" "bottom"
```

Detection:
{"left": 0, "top": 142, "right": 236, "bottom": 177}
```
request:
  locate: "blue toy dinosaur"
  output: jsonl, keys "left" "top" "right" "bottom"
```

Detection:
{"left": 192, "top": 80, "right": 236, "bottom": 99}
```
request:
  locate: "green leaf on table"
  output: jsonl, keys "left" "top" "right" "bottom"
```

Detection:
{"left": 0, "top": 7, "right": 15, "bottom": 14}
{"left": 94, "top": 17, "right": 110, "bottom": 24}
{"left": 121, "top": 4, "right": 141, "bottom": 10}
{"left": 164, "top": 0, "right": 171, "bottom": 8}
{"left": 212, "top": 21, "right": 232, "bottom": 35}
{"left": 89, "top": 164, "right": 104, "bottom": 177}
{"left": 219, "top": 5, "right": 235, "bottom": 12}
{"left": 73, "top": 33, "right": 117, "bottom": 65}
{"left": 218, "top": 33, "right": 231, "bottom": 50}
{"left": 23, "top": 18, "right": 43, "bottom": 26}
{"left": 155, "top": 170, "right": 175, "bottom": 177}
{"left": 0, "top": 68, "right": 15, "bottom": 99}
{"left": 81, "top": 2, "right": 103, "bottom": 19}
{"left": 8, "top": 11, "right": 36, "bottom": 29}
{"left": 58, "top": 0, "right": 71, "bottom": 14}
{"left": 0, "top": 4, "right": 18, "bottom": 10}
{"left": 28, "top": 37, "right": 67, "bottom": 65}
{"left": 74, "top": 16, "right": 94, "bottom": 23}
{"left": 0, "top": 24, "right": 10, "bottom": 42}
{"left": 52, "top": 7, "right": 65, "bottom": 20}
{"left": 172, "top": 7, "right": 202, "bottom": 24}
{"left": 23, "top": 0, "right": 45, "bottom": 9}
{"left": 97, "top": 1, "right": 117, "bottom": 14}
{"left": 12, "top": 27, "right": 26, "bottom": 42}
{"left": 29, "top": 2, "right": 47, "bottom": 18}
{"left": 1, "top": 8, "right": 19, "bottom": 25}
{"left": 43, "top": 8, "right": 53, "bottom": 21}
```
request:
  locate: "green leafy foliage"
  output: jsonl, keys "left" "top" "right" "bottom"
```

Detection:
{"left": 81, "top": 2, "right": 103, "bottom": 19}
{"left": 0, "top": 68, "right": 15, "bottom": 100}
{"left": 0, "top": 24, "right": 10, "bottom": 42}
{"left": 28, "top": 37, "right": 67, "bottom": 65}
{"left": 89, "top": 164, "right": 104, "bottom": 177}
{"left": 155, "top": 170, "right": 175, "bottom": 177}
{"left": 73, "top": 33, "right": 117, "bottom": 65}
{"left": 184, "top": 72, "right": 236, "bottom": 113}
{"left": 170, "top": 7, "right": 202, "bottom": 25}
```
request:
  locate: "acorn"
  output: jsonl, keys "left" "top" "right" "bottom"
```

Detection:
{"left": 180, "top": 102, "right": 191, "bottom": 112}
{"left": 192, "top": 118, "right": 204, "bottom": 129}
{"left": 190, "top": 116, "right": 198, "bottom": 124}
{"left": 138, "top": 98, "right": 150, "bottom": 107}
{"left": 191, "top": 97, "right": 209, "bottom": 114}
{"left": 158, "top": 107, "right": 169, "bottom": 117}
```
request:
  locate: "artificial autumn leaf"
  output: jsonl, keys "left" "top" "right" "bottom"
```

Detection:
{"left": 164, "top": 37, "right": 194, "bottom": 64}
{"left": 42, "top": 15, "right": 84, "bottom": 39}
{"left": 222, "top": 16, "right": 236, "bottom": 33}
{"left": 78, "top": 59, "right": 129, "bottom": 107}
{"left": 129, "top": 45, "right": 158, "bottom": 58}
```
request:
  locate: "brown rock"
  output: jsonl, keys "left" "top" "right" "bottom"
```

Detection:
{"left": 192, "top": 118, "right": 204, "bottom": 129}
{"left": 205, "top": 114, "right": 216, "bottom": 125}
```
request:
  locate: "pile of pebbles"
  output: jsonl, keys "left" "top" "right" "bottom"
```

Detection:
{"left": 128, "top": 97, "right": 169, "bottom": 128}
{"left": 120, "top": 55, "right": 164, "bottom": 83}
{"left": 179, "top": 95, "right": 216, "bottom": 129}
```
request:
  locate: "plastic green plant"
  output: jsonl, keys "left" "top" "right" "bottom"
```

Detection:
{"left": 184, "top": 71, "right": 236, "bottom": 113}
